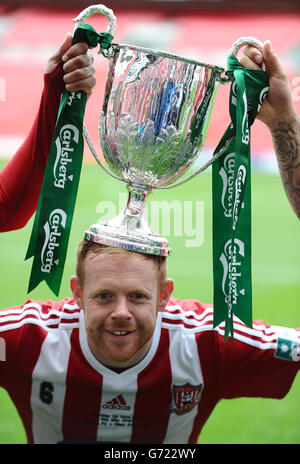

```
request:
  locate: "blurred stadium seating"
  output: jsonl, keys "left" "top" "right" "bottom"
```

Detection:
{"left": 0, "top": 1, "right": 299, "bottom": 12}
{"left": 0, "top": 0, "right": 299, "bottom": 171}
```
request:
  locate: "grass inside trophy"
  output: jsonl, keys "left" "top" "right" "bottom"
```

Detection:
{"left": 75, "top": 4, "right": 225, "bottom": 256}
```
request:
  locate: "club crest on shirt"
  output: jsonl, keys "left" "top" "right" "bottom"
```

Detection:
{"left": 170, "top": 383, "right": 203, "bottom": 415}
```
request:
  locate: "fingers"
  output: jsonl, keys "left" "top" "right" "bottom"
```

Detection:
{"left": 44, "top": 32, "right": 73, "bottom": 74}
{"left": 63, "top": 52, "right": 96, "bottom": 97}
{"left": 239, "top": 53, "right": 262, "bottom": 71}
{"left": 239, "top": 45, "right": 264, "bottom": 71}
{"left": 61, "top": 41, "right": 89, "bottom": 63}
{"left": 46, "top": 36, "right": 97, "bottom": 97}
{"left": 55, "top": 32, "right": 74, "bottom": 60}
{"left": 240, "top": 40, "right": 287, "bottom": 80}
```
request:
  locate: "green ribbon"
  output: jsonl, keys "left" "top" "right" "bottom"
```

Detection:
{"left": 212, "top": 56, "right": 269, "bottom": 340}
{"left": 25, "top": 24, "right": 113, "bottom": 296}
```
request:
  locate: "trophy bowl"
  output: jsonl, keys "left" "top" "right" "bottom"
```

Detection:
{"left": 99, "top": 44, "right": 224, "bottom": 189}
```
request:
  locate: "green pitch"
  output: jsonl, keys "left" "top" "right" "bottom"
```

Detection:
{"left": 0, "top": 159, "right": 299, "bottom": 444}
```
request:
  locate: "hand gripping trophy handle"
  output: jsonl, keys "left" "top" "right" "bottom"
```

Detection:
{"left": 73, "top": 4, "right": 116, "bottom": 37}
{"left": 229, "top": 36, "right": 265, "bottom": 70}
{"left": 72, "top": 5, "right": 124, "bottom": 183}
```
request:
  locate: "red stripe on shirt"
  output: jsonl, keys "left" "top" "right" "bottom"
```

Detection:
{"left": 62, "top": 329, "right": 103, "bottom": 442}
{"left": 131, "top": 327, "right": 172, "bottom": 443}
{"left": 161, "top": 316, "right": 212, "bottom": 330}
{"left": 0, "top": 312, "right": 60, "bottom": 328}
{"left": 163, "top": 307, "right": 278, "bottom": 347}
{"left": 0, "top": 301, "right": 80, "bottom": 330}
{"left": 4, "top": 324, "right": 48, "bottom": 444}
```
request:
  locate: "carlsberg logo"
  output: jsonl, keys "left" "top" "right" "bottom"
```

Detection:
{"left": 219, "top": 153, "right": 235, "bottom": 218}
{"left": 232, "top": 165, "right": 246, "bottom": 230}
{"left": 241, "top": 91, "right": 249, "bottom": 144}
{"left": 220, "top": 238, "right": 245, "bottom": 313}
{"left": 219, "top": 154, "right": 246, "bottom": 226}
{"left": 53, "top": 124, "right": 79, "bottom": 189}
{"left": 41, "top": 209, "right": 67, "bottom": 274}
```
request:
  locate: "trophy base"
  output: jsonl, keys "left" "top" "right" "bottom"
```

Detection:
{"left": 84, "top": 222, "right": 171, "bottom": 257}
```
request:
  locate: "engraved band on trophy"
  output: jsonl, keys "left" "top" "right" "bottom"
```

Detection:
{"left": 73, "top": 4, "right": 264, "bottom": 257}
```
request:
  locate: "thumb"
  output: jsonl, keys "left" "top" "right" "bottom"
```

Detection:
{"left": 262, "top": 40, "right": 286, "bottom": 79}
{"left": 45, "top": 32, "right": 73, "bottom": 74}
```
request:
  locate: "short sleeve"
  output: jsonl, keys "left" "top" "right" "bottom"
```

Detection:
{"left": 216, "top": 319, "right": 300, "bottom": 399}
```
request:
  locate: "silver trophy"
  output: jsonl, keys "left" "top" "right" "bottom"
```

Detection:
{"left": 73, "top": 5, "right": 264, "bottom": 256}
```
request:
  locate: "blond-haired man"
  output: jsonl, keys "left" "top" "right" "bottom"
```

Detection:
{"left": 0, "top": 42, "right": 299, "bottom": 445}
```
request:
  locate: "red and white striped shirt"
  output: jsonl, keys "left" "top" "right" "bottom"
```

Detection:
{"left": 0, "top": 296, "right": 299, "bottom": 444}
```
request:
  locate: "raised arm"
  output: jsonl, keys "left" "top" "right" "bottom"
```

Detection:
{"left": 0, "top": 34, "right": 96, "bottom": 232}
{"left": 240, "top": 41, "right": 300, "bottom": 219}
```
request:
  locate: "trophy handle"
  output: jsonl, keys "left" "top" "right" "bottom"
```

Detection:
{"left": 72, "top": 5, "right": 124, "bottom": 183}
{"left": 72, "top": 4, "right": 116, "bottom": 37}
{"left": 219, "top": 36, "right": 265, "bottom": 84}
{"left": 229, "top": 36, "right": 266, "bottom": 71}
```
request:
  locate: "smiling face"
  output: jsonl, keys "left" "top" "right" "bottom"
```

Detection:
{"left": 70, "top": 246, "right": 173, "bottom": 369}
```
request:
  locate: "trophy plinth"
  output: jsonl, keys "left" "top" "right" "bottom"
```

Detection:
{"left": 85, "top": 184, "right": 170, "bottom": 256}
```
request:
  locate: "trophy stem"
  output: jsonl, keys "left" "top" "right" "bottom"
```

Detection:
{"left": 122, "top": 184, "right": 151, "bottom": 232}
{"left": 85, "top": 183, "right": 170, "bottom": 256}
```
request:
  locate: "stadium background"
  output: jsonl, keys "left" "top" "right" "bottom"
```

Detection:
{"left": 0, "top": 0, "right": 300, "bottom": 444}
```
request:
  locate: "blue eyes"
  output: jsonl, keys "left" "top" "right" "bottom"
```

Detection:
{"left": 98, "top": 292, "right": 112, "bottom": 300}
{"left": 132, "top": 293, "right": 145, "bottom": 299}
{"left": 96, "top": 292, "right": 147, "bottom": 301}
